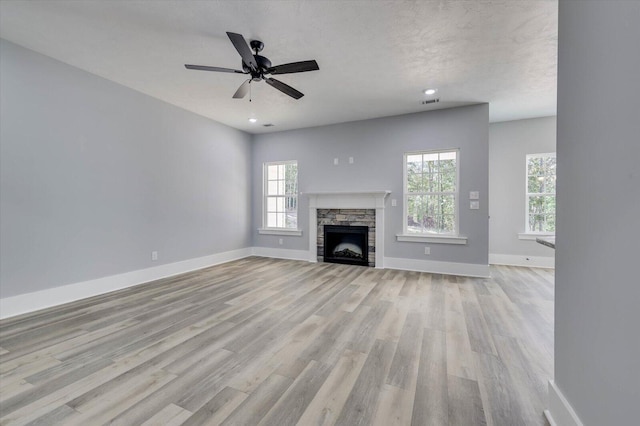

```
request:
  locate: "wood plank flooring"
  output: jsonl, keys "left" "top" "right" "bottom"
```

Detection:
{"left": 0, "top": 257, "right": 554, "bottom": 425}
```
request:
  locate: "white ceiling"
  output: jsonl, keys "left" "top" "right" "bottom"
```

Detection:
{"left": 0, "top": 0, "right": 557, "bottom": 134}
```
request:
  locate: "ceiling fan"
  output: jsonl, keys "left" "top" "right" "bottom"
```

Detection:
{"left": 185, "top": 32, "right": 319, "bottom": 100}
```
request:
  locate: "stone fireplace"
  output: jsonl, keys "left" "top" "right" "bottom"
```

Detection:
{"left": 305, "top": 191, "right": 390, "bottom": 269}
{"left": 319, "top": 212, "right": 374, "bottom": 266}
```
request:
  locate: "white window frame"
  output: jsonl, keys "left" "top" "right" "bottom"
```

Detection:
{"left": 258, "top": 160, "right": 302, "bottom": 236}
{"left": 397, "top": 148, "right": 466, "bottom": 244}
{"left": 523, "top": 152, "right": 556, "bottom": 236}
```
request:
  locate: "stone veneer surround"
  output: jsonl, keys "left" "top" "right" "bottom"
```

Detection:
{"left": 317, "top": 209, "right": 376, "bottom": 266}
{"left": 305, "top": 191, "right": 390, "bottom": 268}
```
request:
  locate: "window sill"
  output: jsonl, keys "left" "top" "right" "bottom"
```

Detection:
{"left": 396, "top": 233, "right": 467, "bottom": 245}
{"left": 518, "top": 232, "right": 555, "bottom": 241}
{"left": 258, "top": 228, "right": 303, "bottom": 236}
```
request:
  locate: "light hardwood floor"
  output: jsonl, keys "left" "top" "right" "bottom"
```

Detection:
{"left": 0, "top": 257, "right": 554, "bottom": 425}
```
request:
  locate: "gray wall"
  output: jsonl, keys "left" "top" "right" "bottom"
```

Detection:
{"left": 252, "top": 105, "right": 489, "bottom": 265}
{"left": 556, "top": 1, "right": 640, "bottom": 424}
{"left": 489, "top": 116, "right": 556, "bottom": 257}
{"left": 0, "top": 39, "right": 252, "bottom": 298}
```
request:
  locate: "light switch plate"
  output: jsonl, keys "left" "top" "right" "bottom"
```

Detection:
{"left": 470, "top": 201, "right": 480, "bottom": 210}
{"left": 470, "top": 191, "right": 479, "bottom": 200}
{"left": 349, "top": 157, "right": 354, "bottom": 164}
{"left": 333, "top": 158, "right": 339, "bottom": 165}
{"left": 391, "top": 199, "right": 397, "bottom": 207}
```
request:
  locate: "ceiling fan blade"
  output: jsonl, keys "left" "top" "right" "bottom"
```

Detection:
{"left": 233, "top": 80, "right": 251, "bottom": 99}
{"left": 185, "top": 64, "right": 247, "bottom": 74}
{"left": 265, "top": 78, "right": 304, "bottom": 99}
{"left": 226, "top": 32, "right": 258, "bottom": 71}
{"left": 267, "top": 60, "right": 319, "bottom": 75}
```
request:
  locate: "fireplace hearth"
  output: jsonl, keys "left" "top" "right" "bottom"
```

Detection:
{"left": 323, "top": 225, "right": 369, "bottom": 267}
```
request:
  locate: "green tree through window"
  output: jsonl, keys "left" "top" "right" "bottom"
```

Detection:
{"left": 264, "top": 161, "right": 298, "bottom": 229}
{"left": 404, "top": 150, "right": 458, "bottom": 234}
{"left": 526, "top": 153, "right": 556, "bottom": 233}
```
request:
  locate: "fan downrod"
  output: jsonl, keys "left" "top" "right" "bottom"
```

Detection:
{"left": 242, "top": 40, "right": 271, "bottom": 82}
{"left": 250, "top": 40, "right": 264, "bottom": 53}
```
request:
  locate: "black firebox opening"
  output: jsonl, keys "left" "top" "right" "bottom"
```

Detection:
{"left": 323, "top": 225, "right": 369, "bottom": 267}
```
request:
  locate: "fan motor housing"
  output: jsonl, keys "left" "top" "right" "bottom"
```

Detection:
{"left": 243, "top": 54, "right": 272, "bottom": 81}
{"left": 255, "top": 55, "right": 272, "bottom": 71}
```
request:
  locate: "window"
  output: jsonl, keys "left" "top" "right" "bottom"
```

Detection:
{"left": 263, "top": 161, "right": 298, "bottom": 229}
{"left": 404, "top": 149, "right": 458, "bottom": 235}
{"left": 526, "top": 153, "right": 556, "bottom": 233}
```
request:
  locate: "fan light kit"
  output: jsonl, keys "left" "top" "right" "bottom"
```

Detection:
{"left": 424, "top": 88, "right": 438, "bottom": 95}
{"left": 185, "top": 32, "right": 319, "bottom": 100}
{"left": 248, "top": 118, "right": 257, "bottom": 123}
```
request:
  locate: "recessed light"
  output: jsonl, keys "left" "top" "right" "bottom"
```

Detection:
{"left": 424, "top": 88, "right": 438, "bottom": 95}
{"left": 248, "top": 118, "right": 257, "bottom": 123}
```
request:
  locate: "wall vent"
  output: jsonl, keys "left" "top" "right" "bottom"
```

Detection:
{"left": 421, "top": 98, "right": 440, "bottom": 105}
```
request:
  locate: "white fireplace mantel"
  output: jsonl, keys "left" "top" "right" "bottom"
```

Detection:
{"left": 304, "top": 191, "right": 391, "bottom": 268}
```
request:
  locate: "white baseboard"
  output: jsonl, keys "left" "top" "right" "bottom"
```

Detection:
{"left": 544, "top": 410, "right": 558, "bottom": 426}
{"left": 251, "top": 246, "right": 309, "bottom": 262}
{"left": 489, "top": 253, "right": 555, "bottom": 269}
{"left": 252, "top": 249, "right": 490, "bottom": 278}
{"left": 383, "top": 257, "right": 490, "bottom": 278}
{"left": 546, "top": 380, "right": 584, "bottom": 426}
{"left": 0, "top": 248, "right": 252, "bottom": 320}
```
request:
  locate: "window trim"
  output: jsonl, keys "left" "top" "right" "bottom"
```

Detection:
{"left": 262, "top": 160, "right": 300, "bottom": 232}
{"left": 396, "top": 233, "right": 467, "bottom": 244}
{"left": 518, "top": 232, "right": 554, "bottom": 241}
{"left": 525, "top": 152, "right": 556, "bottom": 234}
{"left": 258, "top": 228, "right": 303, "bottom": 236}
{"left": 401, "top": 148, "right": 461, "bottom": 237}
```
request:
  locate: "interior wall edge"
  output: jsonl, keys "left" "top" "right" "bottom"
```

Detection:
{"left": 547, "top": 380, "right": 585, "bottom": 426}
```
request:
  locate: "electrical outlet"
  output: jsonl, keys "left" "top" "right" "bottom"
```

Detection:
{"left": 470, "top": 191, "right": 479, "bottom": 200}
{"left": 424, "top": 246, "right": 430, "bottom": 255}
{"left": 279, "top": 238, "right": 284, "bottom": 245}
{"left": 349, "top": 157, "right": 354, "bottom": 164}
{"left": 470, "top": 201, "right": 480, "bottom": 210}
{"left": 391, "top": 199, "right": 397, "bottom": 207}
{"left": 151, "top": 251, "right": 158, "bottom": 261}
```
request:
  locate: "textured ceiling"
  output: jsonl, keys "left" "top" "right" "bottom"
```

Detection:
{"left": 0, "top": 0, "right": 557, "bottom": 134}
